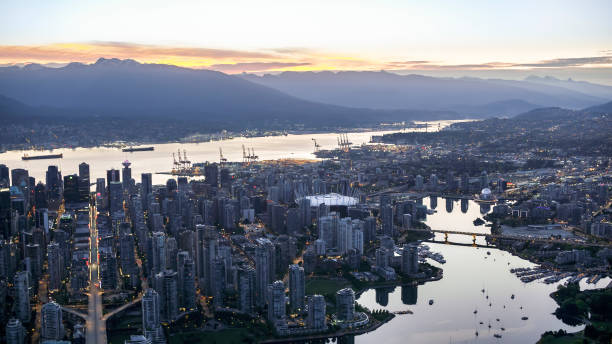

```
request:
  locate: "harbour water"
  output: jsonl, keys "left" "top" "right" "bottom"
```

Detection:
{"left": 354, "top": 198, "right": 611, "bottom": 344}
{"left": 0, "top": 121, "right": 461, "bottom": 185}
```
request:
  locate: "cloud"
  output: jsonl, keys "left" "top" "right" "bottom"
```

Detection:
{"left": 1, "top": 41, "right": 611, "bottom": 74}
{"left": 514, "top": 56, "right": 612, "bottom": 68}
{"left": 0, "top": 42, "right": 280, "bottom": 64}
{"left": 209, "top": 62, "right": 312, "bottom": 73}
{"left": 387, "top": 57, "right": 612, "bottom": 70}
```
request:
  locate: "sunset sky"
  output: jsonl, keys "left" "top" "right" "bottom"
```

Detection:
{"left": 1, "top": 0, "right": 611, "bottom": 83}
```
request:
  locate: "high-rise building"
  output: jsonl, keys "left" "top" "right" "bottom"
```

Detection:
{"left": 151, "top": 232, "right": 167, "bottom": 275}
{"left": 78, "top": 162, "right": 90, "bottom": 203}
{"left": 415, "top": 174, "right": 424, "bottom": 190}
{"left": 335, "top": 288, "right": 355, "bottom": 321}
{"left": 288, "top": 264, "right": 305, "bottom": 311}
{"left": 106, "top": 169, "right": 120, "bottom": 188}
{"left": 337, "top": 218, "right": 353, "bottom": 254}
{"left": 298, "top": 197, "right": 311, "bottom": 228}
{"left": 142, "top": 288, "right": 160, "bottom": 331}
{"left": 255, "top": 244, "right": 271, "bottom": 307}
{"left": 34, "top": 182, "right": 48, "bottom": 209}
{"left": 381, "top": 204, "right": 394, "bottom": 237}
{"left": 14, "top": 271, "right": 30, "bottom": 323}
{"left": 122, "top": 160, "right": 132, "bottom": 191}
{"left": 177, "top": 251, "right": 196, "bottom": 310}
{"left": 204, "top": 163, "right": 218, "bottom": 187}
{"left": 286, "top": 208, "right": 300, "bottom": 234}
{"left": 142, "top": 289, "right": 166, "bottom": 344}
{"left": 307, "top": 295, "right": 326, "bottom": 329}
{"left": 41, "top": 301, "right": 64, "bottom": 340}
{"left": 109, "top": 181, "right": 124, "bottom": 214}
{"left": 11, "top": 169, "right": 29, "bottom": 189}
{"left": 25, "top": 243, "right": 42, "bottom": 282}
{"left": 376, "top": 247, "right": 390, "bottom": 268}
{"left": 63, "top": 174, "right": 80, "bottom": 204}
{"left": 401, "top": 244, "right": 419, "bottom": 275}
{"left": 0, "top": 164, "right": 9, "bottom": 187}
{"left": 363, "top": 216, "right": 377, "bottom": 244}
{"left": 141, "top": 173, "right": 153, "bottom": 198}
{"left": 99, "top": 250, "right": 118, "bottom": 290}
{"left": 153, "top": 270, "right": 178, "bottom": 322}
{"left": 5, "top": 318, "right": 25, "bottom": 344}
{"left": 47, "top": 241, "right": 63, "bottom": 291}
{"left": 46, "top": 166, "right": 62, "bottom": 202}
{"left": 238, "top": 266, "right": 256, "bottom": 314}
{"left": 267, "top": 280, "right": 286, "bottom": 322}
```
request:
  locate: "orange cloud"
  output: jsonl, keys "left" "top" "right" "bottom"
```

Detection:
{"left": 1, "top": 42, "right": 610, "bottom": 74}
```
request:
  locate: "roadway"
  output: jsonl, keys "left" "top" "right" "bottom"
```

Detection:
{"left": 86, "top": 205, "right": 107, "bottom": 344}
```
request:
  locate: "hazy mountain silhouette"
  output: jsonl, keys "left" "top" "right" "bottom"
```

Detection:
{"left": 512, "top": 99, "right": 612, "bottom": 122}
{"left": 242, "top": 71, "right": 611, "bottom": 115}
{"left": 524, "top": 75, "right": 612, "bottom": 100}
{"left": 0, "top": 59, "right": 459, "bottom": 126}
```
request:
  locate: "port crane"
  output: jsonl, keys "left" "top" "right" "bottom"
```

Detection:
{"left": 219, "top": 147, "right": 227, "bottom": 166}
{"left": 311, "top": 138, "right": 321, "bottom": 152}
{"left": 249, "top": 147, "right": 258, "bottom": 163}
{"left": 242, "top": 145, "right": 259, "bottom": 165}
{"left": 337, "top": 133, "right": 352, "bottom": 151}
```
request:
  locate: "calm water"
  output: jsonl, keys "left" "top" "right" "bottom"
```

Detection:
{"left": 0, "top": 120, "right": 460, "bottom": 185}
{"left": 355, "top": 198, "right": 611, "bottom": 344}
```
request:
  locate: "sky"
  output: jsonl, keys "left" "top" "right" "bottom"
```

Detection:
{"left": 1, "top": 0, "right": 611, "bottom": 83}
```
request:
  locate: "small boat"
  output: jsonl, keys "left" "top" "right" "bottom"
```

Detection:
{"left": 521, "top": 316, "right": 528, "bottom": 320}
{"left": 488, "top": 323, "right": 491, "bottom": 328}
{"left": 475, "top": 331, "right": 479, "bottom": 336}
{"left": 511, "top": 294, "right": 515, "bottom": 300}
{"left": 479, "top": 321, "right": 483, "bottom": 324}
{"left": 487, "top": 251, "right": 491, "bottom": 255}
{"left": 494, "top": 334, "right": 502, "bottom": 338}
{"left": 489, "top": 303, "right": 492, "bottom": 307}
{"left": 429, "top": 299, "right": 434, "bottom": 305}
{"left": 481, "top": 289, "right": 485, "bottom": 293}
{"left": 496, "top": 318, "right": 500, "bottom": 322}
{"left": 501, "top": 328, "right": 505, "bottom": 331}
{"left": 473, "top": 310, "right": 478, "bottom": 314}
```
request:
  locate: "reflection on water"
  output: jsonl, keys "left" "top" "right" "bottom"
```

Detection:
{"left": 401, "top": 285, "right": 418, "bottom": 305}
{"left": 430, "top": 196, "right": 437, "bottom": 210}
{"left": 349, "top": 197, "right": 611, "bottom": 344}
{"left": 461, "top": 199, "right": 469, "bottom": 213}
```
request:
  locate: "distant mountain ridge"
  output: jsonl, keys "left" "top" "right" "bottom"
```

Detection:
{"left": 1, "top": 59, "right": 611, "bottom": 125}
{"left": 242, "top": 71, "right": 612, "bottom": 116}
{"left": 0, "top": 58, "right": 461, "bottom": 126}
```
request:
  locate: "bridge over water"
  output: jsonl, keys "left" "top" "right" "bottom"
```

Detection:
{"left": 405, "top": 228, "right": 611, "bottom": 247}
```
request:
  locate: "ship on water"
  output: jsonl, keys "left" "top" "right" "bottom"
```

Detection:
{"left": 122, "top": 146, "right": 154, "bottom": 152}
{"left": 22, "top": 153, "right": 63, "bottom": 160}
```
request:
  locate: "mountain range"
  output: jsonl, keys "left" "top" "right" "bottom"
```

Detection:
{"left": 0, "top": 58, "right": 458, "bottom": 126}
{"left": 0, "top": 59, "right": 611, "bottom": 126}
{"left": 242, "top": 71, "right": 612, "bottom": 116}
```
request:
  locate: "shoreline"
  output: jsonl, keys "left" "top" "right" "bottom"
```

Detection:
{"left": 0, "top": 120, "right": 468, "bottom": 154}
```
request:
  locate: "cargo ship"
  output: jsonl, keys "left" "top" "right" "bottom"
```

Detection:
{"left": 122, "top": 146, "right": 154, "bottom": 152}
{"left": 22, "top": 153, "right": 63, "bottom": 160}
